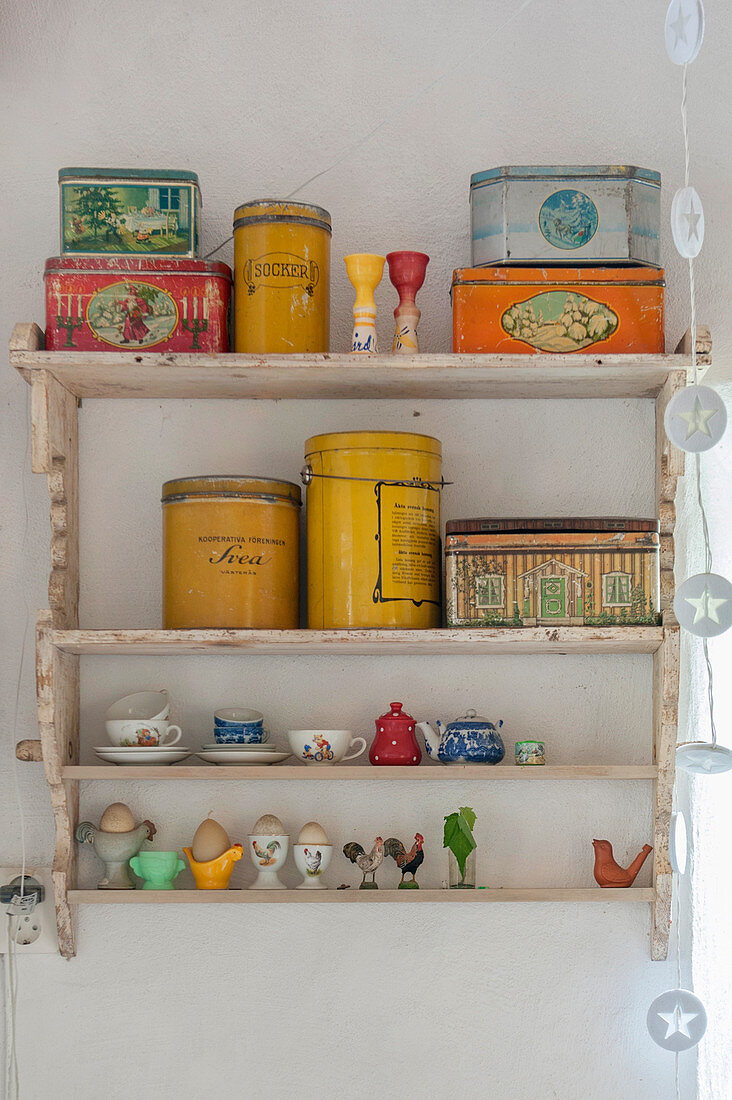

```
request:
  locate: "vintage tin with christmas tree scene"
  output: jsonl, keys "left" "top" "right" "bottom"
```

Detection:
{"left": 59, "top": 169, "right": 202, "bottom": 257}
{"left": 451, "top": 266, "right": 665, "bottom": 354}
{"left": 445, "top": 518, "right": 659, "bottom": 627}
{"left": 44, "top": 256, "right": 231, "bottom": 352}
{"left": 469, "top": 165, "right": 661, "bottom": 268}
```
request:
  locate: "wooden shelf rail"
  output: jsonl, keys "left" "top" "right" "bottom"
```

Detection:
{"left": 68, "top": 888, "right": 656, "bottom": 905}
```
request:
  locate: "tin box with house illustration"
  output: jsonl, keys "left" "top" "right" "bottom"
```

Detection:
{"left": 469, "top": 166, "right": 661, "bottom": 267}
{"left": 44, "top": 255, "right": 231, "bottom": 352}
{"left": 445, "top": 518, "right": 660, "bottom": 627}
{"left": 451, "top": 266, "right": 665, "bottom": 354}
{"left": 59, "top": 168, "right": 202, "bottom": 257}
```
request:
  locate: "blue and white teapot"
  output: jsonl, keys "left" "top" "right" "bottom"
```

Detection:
{"left": 417, "top": 709, "right": 505, "bottom": 765}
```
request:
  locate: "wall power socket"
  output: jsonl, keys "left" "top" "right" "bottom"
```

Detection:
{"left": 0, "top": 868, "right": 58, "bottom": 955}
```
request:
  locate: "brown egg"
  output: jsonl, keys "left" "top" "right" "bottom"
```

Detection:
{"left": 100, "top": 803, "right": 135, "bottom": 833}
{"left": 192, "top": 817, "right": 231, "bottom": 862}
{"left": 297, "top": 821, "right": 329, "bottom": 845}
{"left": 252, "top": 813, "right": 285, "bottom": 836}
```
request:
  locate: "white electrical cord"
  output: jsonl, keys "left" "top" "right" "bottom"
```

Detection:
{"left": 4, "top": 917, "right": 20, "bottom": 1099}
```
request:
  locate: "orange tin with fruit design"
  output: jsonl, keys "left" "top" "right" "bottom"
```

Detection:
{"left": 452, "top": 266, "right": 664, "bottom": 354}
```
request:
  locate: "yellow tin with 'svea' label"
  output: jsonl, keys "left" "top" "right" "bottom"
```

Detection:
{"left": 233, "top": 200, "right": 331, "bottom": 352}
{"left": 162, "top": 476, "right": 301, "bottom": 629}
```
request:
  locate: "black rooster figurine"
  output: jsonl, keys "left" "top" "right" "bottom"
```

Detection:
{"left": 384, "top": 833, "right": 425, "bottom": 889}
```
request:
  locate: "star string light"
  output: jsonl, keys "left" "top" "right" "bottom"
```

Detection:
{"left": 664, "top": 384, "right": 727, "bottom": 453}
{"left": 647, "top": 990, "right": 708, "bottom": 1051}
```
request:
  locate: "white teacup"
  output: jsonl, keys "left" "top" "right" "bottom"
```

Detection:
{"left": 106, "top": 719, "right": 183, "bottom": 747}
{"left": 106, "top": 690, "right": 170, "bottom": 722}
{"left": 287, "top": 729, "right": 367, "bottom": 766}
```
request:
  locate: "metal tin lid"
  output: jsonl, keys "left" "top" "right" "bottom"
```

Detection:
{"left": 44, "top": 256, "right": 231, "bottom": 279}
{"left": 445, "top": 517, "right": 659, "bottom": 535}
{"left": 470, "top": 165, "right": 661, "bottom": 189}
{"left": 305, "top": 431, "right": 441, "bottom": 457}
{"left": 451, "top": 266, "right": 665, "bottom": 287}
{"left": 233, "top": 199, "right": 332, "bottom": 234}
{"left": 161, "top": 476, "right": 301, "bottom": 505}
{"left": 59, "top": 167, "right": 200, "bottom": 185}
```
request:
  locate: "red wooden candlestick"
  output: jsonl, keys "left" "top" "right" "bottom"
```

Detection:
{"left": 386, "top": 251, "right": 429, "bottom": 353}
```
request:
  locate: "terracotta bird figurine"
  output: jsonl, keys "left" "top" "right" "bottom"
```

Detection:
{"left": 343, "top": 837, "right": 384, "bottom": 889}
{"left": 592, "top": 839, "right": 653, "bottom": 888}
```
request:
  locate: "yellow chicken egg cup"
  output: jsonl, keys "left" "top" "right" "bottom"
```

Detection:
{"left": 183, "top": 844, "right": 243, "bottom": 889}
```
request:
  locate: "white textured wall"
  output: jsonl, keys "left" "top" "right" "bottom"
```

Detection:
{"left": 2, "top": 1, "right": 730, "bottom": 1097}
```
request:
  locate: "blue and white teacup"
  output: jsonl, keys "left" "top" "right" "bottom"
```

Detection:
{"left": 214, "top": 725, "right": 270, "bottom": 744}
{"left": 213, "top": 708, "right": 268, "bottom": 744}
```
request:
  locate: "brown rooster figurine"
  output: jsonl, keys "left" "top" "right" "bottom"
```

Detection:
{"left": 343, "top": 837, "right": 384, "bottom": 889}
{"left": 384, "top": 833, "right": 425, "bottom": 889}
{"left": 592, "top": 839, "right": 653, "bottom": 888}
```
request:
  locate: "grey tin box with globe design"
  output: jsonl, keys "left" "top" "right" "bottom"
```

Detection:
{"left": 469, "top": 166, "right": 661, "bottom": 268}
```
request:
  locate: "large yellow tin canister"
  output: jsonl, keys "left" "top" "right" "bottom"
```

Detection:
{"left": 233, "top": 200, "right": 331, "bottom": 353}
{"left": 162, "top": 476, "right": 301, "bottom": 629}
{"left": 304, "top": 431, "right": 443, "bottom": 629}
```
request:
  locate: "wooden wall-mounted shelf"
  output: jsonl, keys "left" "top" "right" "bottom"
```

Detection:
{"left": 68, "top": 888, "right": 655, "bottom": 905}
{"left": 62, "top": 764, "right": 659, "bottom": 781}
{"left": 10, "top": 321, "right": 702, "bottom": 959}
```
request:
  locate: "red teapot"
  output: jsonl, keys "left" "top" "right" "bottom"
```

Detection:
{"left": 370, "top": 702, "right": 422, "bottom": 766}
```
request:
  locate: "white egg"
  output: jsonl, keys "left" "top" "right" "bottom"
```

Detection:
{"left": 100, "top": 802, "right": 135, "bottom": 833}
{"left": 252, "top": 813, "right": 285, "bottom": 836}
{"left": 192, "top": 817, "right": 231, "bottom": 862}
{"left": 297, "top": 821, "right": 329, "bottom": 845}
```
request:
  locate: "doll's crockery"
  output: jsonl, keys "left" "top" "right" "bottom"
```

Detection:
{"left": 592, "top": 839, "right": 653, "bottom": 888}
{"left": 294, "top": 822, "right": 332, "bottom": 889}
{"left": 344, "top": 253, "right": 385, "bottom": 352}
{"left": 75, "top": 803, "right": 156, "bottom": 889}
{"left": 248, "top": 814, "right": 289, "bottom": 889}
{"left": 287, "top": 729, "right": 367, "bottom": 765}
{"left": 418, "top": 710, "right": 505, "bottom": 765}
{"left": 370, "top": 702, "right": 422, "bottom": 766}
{"left": 515, "top": 740, "right": 546, "bottom": 766}
{"left": 342, "top": 837, "right": 384, "bottom": 889}
{"left": 386, "top": 251, "right": 429, "bottom": 352}
{"left": 129, "top": 851, "right": 186, "bottom": 891}
{"left": 384, "top": 833, "right": 425, "bottom": 889}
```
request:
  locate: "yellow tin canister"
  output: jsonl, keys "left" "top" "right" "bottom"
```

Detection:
{"left": 162, "top": 476, "right": 301, "bottom": 629}
{"left": 304, "top": 431, "right": 443, "bottom": 629}
{"left": 233, "top": 200, "right": 331, "bottom": 353}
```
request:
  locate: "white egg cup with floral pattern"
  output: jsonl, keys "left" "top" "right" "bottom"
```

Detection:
{"left": 248, "top": 834, "right": 289, "bottom": 889}
{"left": 293, "top": 843, "right": 332, "bottom": 889}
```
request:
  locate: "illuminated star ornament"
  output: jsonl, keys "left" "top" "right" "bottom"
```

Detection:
{"left": 664, "top": 384, "right": 727, "bottom": 453}
{"left": 671, "top": 185, "right": 705, "bottom": 258}
{"left": 664, "top": 0, "right": 705, "bottom": 64}
{"left": 647, "top": 989, "right": 707, "bottom": 1051}
{"left": 674, "top": 573, "right": 732, "bottom": 637}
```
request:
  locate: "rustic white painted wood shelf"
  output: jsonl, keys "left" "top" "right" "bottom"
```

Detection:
{"left": 50, "top": 626, "right": 665, "bottom": 656}
{"left": 63, "top": 764, "right": 658, "bottom": 780}
{"left": 68, "top": 888, "right": 655, "bottom": 905}
{"left": 11, "top": 321, "right": 706, "bottom": 958}
{"left": 10, "top": 322, "right": 708, "bottom": 400}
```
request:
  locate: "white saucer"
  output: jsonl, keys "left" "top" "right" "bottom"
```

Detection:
{"left": 196, "top": 750, "right": 291, "bottom": 765}
{"left": 95, "top": 748, "right": 190, "bottom": 766}
{"left": 201, "top": 743, "right": 277, "bottom": 752}
{"left": 95, "top": 745, "right": 191, "bottom": 752}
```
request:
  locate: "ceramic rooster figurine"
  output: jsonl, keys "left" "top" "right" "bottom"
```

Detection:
{"left": 592, "top": 839, "right": 653, "bottom": 888}
{"left": 384, "top": 833, "right": 425, "bottom": 889}
{"left": 343, "top": 837, "right": 384, "bottom": 889}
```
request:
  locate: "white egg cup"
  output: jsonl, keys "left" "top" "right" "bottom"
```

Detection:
{"left": 248, "top": 834, "right": 289, "bottom": 889}
{"left": 293, "top": 843, "right": 332, "bottom": 889}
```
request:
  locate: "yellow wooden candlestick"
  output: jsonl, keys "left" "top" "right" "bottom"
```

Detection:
{"left": 344, "top": 253, "right": 385, "bottom": 352}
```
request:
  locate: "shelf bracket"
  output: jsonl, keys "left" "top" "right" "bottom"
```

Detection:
{"left": 36, "top": 613, "right": 79, "bottom": 958}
